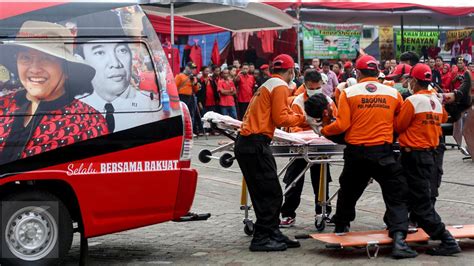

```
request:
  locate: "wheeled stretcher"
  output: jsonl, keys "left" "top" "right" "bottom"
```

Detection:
{"left": 199, "top": 112, "right": 345, "bottom": 235}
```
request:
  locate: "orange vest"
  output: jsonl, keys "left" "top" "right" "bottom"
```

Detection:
{"left": 395, "top": 90, "right": 448, "bottom": 148}
{"left": 321, "top": 77, "right": 403, "bottom": 146}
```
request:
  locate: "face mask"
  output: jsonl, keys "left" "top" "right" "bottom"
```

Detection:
{"left": 307, "top": 89, "right": 318, "bottom": 97}
{"left": 393, "top": 83, "right": 404, "bottom": 91}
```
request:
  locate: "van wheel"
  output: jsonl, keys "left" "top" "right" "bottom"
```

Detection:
{"left": 0, "top": 190, "right": 73, "bottom": 265}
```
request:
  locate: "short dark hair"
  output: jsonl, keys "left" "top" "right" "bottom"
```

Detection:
{"left": 249, "top": 63, "right": 255, "bottom": 67}
{"left": 304, "top": 70, "right": 322, "bottom": 83}
{"left": 400, "top": 51, "right": 419, "bottom": 66}
{"left": 304, "top": 94, "right": 329, "bottom": 119}
{"left": 332, "top": 62, "right": 342, "bottom": 69}
{"left": 272, "top": 68, "right": 289, "bottom": 76}
{"left": 322, "top": 61, "right": 330, "bottom": 67}
{"left": 435, "top": 56, "right": 443, "bottom": 61}
{"left": 242, "top": 63, "right": 249, "bottom": 67}
{"left": 228, "top": 65, "right": 236, "bottom": 71}
{"left": 416, "top": 80, "right": 431, "bottom": 88}
{"left": 359, "top": 69, "right": 379, "bottom": 78}
{"left": 210, "top": 64, "right": 219, "bottom": 71}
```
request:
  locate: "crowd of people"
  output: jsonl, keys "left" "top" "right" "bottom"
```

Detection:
{"left": 185, "top": 50, "right": 472, "bottom": 258}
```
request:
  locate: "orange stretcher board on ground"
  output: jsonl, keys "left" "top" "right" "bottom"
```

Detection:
{"left": 310, "top": 229, "right": 430, "bottom": 248}
{"left": 447, "top": 224, "right": 474, "bottom": 239}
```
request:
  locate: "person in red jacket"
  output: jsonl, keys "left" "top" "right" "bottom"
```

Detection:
{"left": 395, "top": 63, "right": 461, "bottom": 256}
{"left": 440, "top": 63, "right": 452, "bottom": 92}
{"left": 235, "top": 63, "right": 256, "bottom": 120}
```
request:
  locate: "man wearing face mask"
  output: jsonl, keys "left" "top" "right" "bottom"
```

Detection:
{"left": 234, "top": 54, "right": 307, "bottom": 252}
{"left": 395, "top": 63, "right": 461, "bottom": 256}
{"left": 280, "top": 70, "right": 338, "bottom": 228}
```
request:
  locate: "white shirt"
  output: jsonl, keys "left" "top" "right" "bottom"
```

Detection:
{"left": 79, "top": 86, "right": 160, "bottom": 132}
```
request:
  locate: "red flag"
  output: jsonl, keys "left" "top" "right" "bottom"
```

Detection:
{"left": 211, "top": 39, "right": 220, "bottom": 65}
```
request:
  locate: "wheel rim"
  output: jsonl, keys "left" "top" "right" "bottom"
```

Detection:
{"left": 5, "top": 206, "right": 58, "bottom": 261}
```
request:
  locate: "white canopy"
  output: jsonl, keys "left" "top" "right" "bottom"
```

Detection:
{"left": 142, "top": 1, "right": 298, "bottom": 32}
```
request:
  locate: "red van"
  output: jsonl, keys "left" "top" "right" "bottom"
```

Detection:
{"left": 0, "top": 2, "right": 198, "bottom": 264}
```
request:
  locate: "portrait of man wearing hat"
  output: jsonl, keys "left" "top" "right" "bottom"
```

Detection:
{"left": 0, "top": 21, "right": 109, "bottom": 165}
{"left": 74, "top": 10, "right": 160, "bottom": 133}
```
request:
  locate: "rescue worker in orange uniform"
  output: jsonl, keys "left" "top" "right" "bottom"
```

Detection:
{"left": 395, "top": 64, "right": 461, "bottom": 256}
{"left": 321, "top": 55, "right": 417, "bottom": 259}
{"left": 280, "top": 70, "right": 338, "bottom": 227}
{"left": 234, "top": 54, "right": 309, "bottom": 252}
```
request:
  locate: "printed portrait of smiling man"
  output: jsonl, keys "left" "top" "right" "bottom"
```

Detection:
{"left": 74, "top": 11, "right": 159, "bottom": 133}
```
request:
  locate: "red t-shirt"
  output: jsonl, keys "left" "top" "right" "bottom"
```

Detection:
{"left": 257, "top": 30, "right": 278, "bottom": 54}
{"left": 236, "top": 73, "right": 255, "bottom": 103}
{"left": 204, "top": 78, "right": 217, "bottom": 107}
{"left": 162, "top": 46, "right": 180, "bottom": 75}
{"left": 139, "top": 71, "right": 158, "bottom": 93}
{"left": 218, "top": 79, "right": 236, "bottom": 107}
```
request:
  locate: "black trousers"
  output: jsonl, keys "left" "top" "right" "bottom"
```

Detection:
{"left": 332, "top": 144, "right": 409, "bottom": 237}
{"left": 179, "top": 94, "right": 197, "bottom": 133}
{"left": 401, "top": 150, "right": 446, "bottom": 239}
{"left": 431, "top": 140, "right": 445, "bottom": 207}
{"left": 281, "top": 159, "right": 332, "bottom": 218}
{"left": 237, "top": 102, "right": 250, "bottom": 121}
{"left": 234, "top": 134, "right": 282, "bottom": 240}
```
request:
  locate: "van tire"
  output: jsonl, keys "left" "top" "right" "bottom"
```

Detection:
{"left": 0, "top": 190, "right": 73, "bottom": 266}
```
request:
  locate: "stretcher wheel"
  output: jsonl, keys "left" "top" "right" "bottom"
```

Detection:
{"left": 244, "top": 220, "right": 254, "bottom": 236}
{"left": 315, "top": 218, "right": 326, "bottom": 232}
{"left": 219, "top": 153, "right": 234, "bottom": 168}
{"left": 198, "top": 149, "right": 212, "bottom": 163}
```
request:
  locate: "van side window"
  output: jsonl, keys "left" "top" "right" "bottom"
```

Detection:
{"left": 75, "top": 41, "right": 161, "bottom": 114}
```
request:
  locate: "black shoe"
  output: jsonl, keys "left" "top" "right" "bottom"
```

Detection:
{"left": 271, "top": 230, "right": 301, "bottom": 248}
{"left": 454, "top": 71, "right": 472, "bottom": 107}
{"left": 249, "top": 238, "right": 287, "bottom": 252}
{"left": 391, "top": 231, "right": 418, "bottom": 259}
{"left": 334, "top": 224, "right": 350, "bottom": 234}
{"left": 426, "top": 230, "right": 461, "bottom": 256}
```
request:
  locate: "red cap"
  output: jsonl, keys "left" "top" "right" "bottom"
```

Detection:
{"left": 259, "top": 64, "right": 269, "bottom": 70}
{"left": 386, "top": 64, "right": 412, "bottom": 80}
{"left": 343, "top": 61, "right": 353, "bottom": 69}
{"left": 355, "top": 55, "right": 378, "bottom": 70}
{"left": 272, "top": 54, "right": 294, "bottom": 69}
{"left": 409, "top": 63, "right": 432, "bottom": 82}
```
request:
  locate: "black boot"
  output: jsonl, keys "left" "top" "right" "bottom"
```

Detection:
{"left": 334, "top": 223, "right": 350, "bottom": 234}
{"left": 271, "top": 229, "right": 301, "bottom": 248}
{"left": 391, "top": 231, "right": 418, "bottom": 259}
{"left": 249, "top": 237, "right": 287, "bottom": 252}
{"left": 426, "top": 230, "right": 461, "bottom": 256}
{"left": 454, "top": 71, "right": 472, "bottom": 107}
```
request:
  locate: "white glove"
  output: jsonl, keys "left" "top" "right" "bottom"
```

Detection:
{"left": 306, "top": 116, "right": 323, "bottom": 136}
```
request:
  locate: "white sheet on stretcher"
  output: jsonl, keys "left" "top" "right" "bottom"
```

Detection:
{"left": 202, "top": 111, "right": 335, "bottom": 145}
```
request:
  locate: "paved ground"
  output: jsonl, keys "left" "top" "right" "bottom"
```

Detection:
{"left": 65, "top": 136, "right": 474, "bottom": 265}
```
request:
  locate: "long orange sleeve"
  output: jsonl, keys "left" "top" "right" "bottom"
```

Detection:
{"left": 271, "top": 85, "right": 305, "bottom": 128}
{"left": 321, "top": 90, "right": 351, "bottom": 136}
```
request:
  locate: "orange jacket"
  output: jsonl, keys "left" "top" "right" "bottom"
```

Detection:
{"left": 395, "top": 90, "right": 448, "bottom": 148}
{"left": 175, "top": 73, "right": 199, "bottom": 96}
{"left": 294, "top": 84, "right": 305, "bottom": 96}
{"left": 289, "top": 90, "right": 338, "bottom": 132}
{"left": 240, "top": 75, "right": 306, "bottom": 138}
{"left": 321, "top": 77, "right": 403, "bottom": 146}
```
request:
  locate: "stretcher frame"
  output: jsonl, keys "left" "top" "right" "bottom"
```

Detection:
{"left": 199, "top": 115, "right": 344, "bottom": 235}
